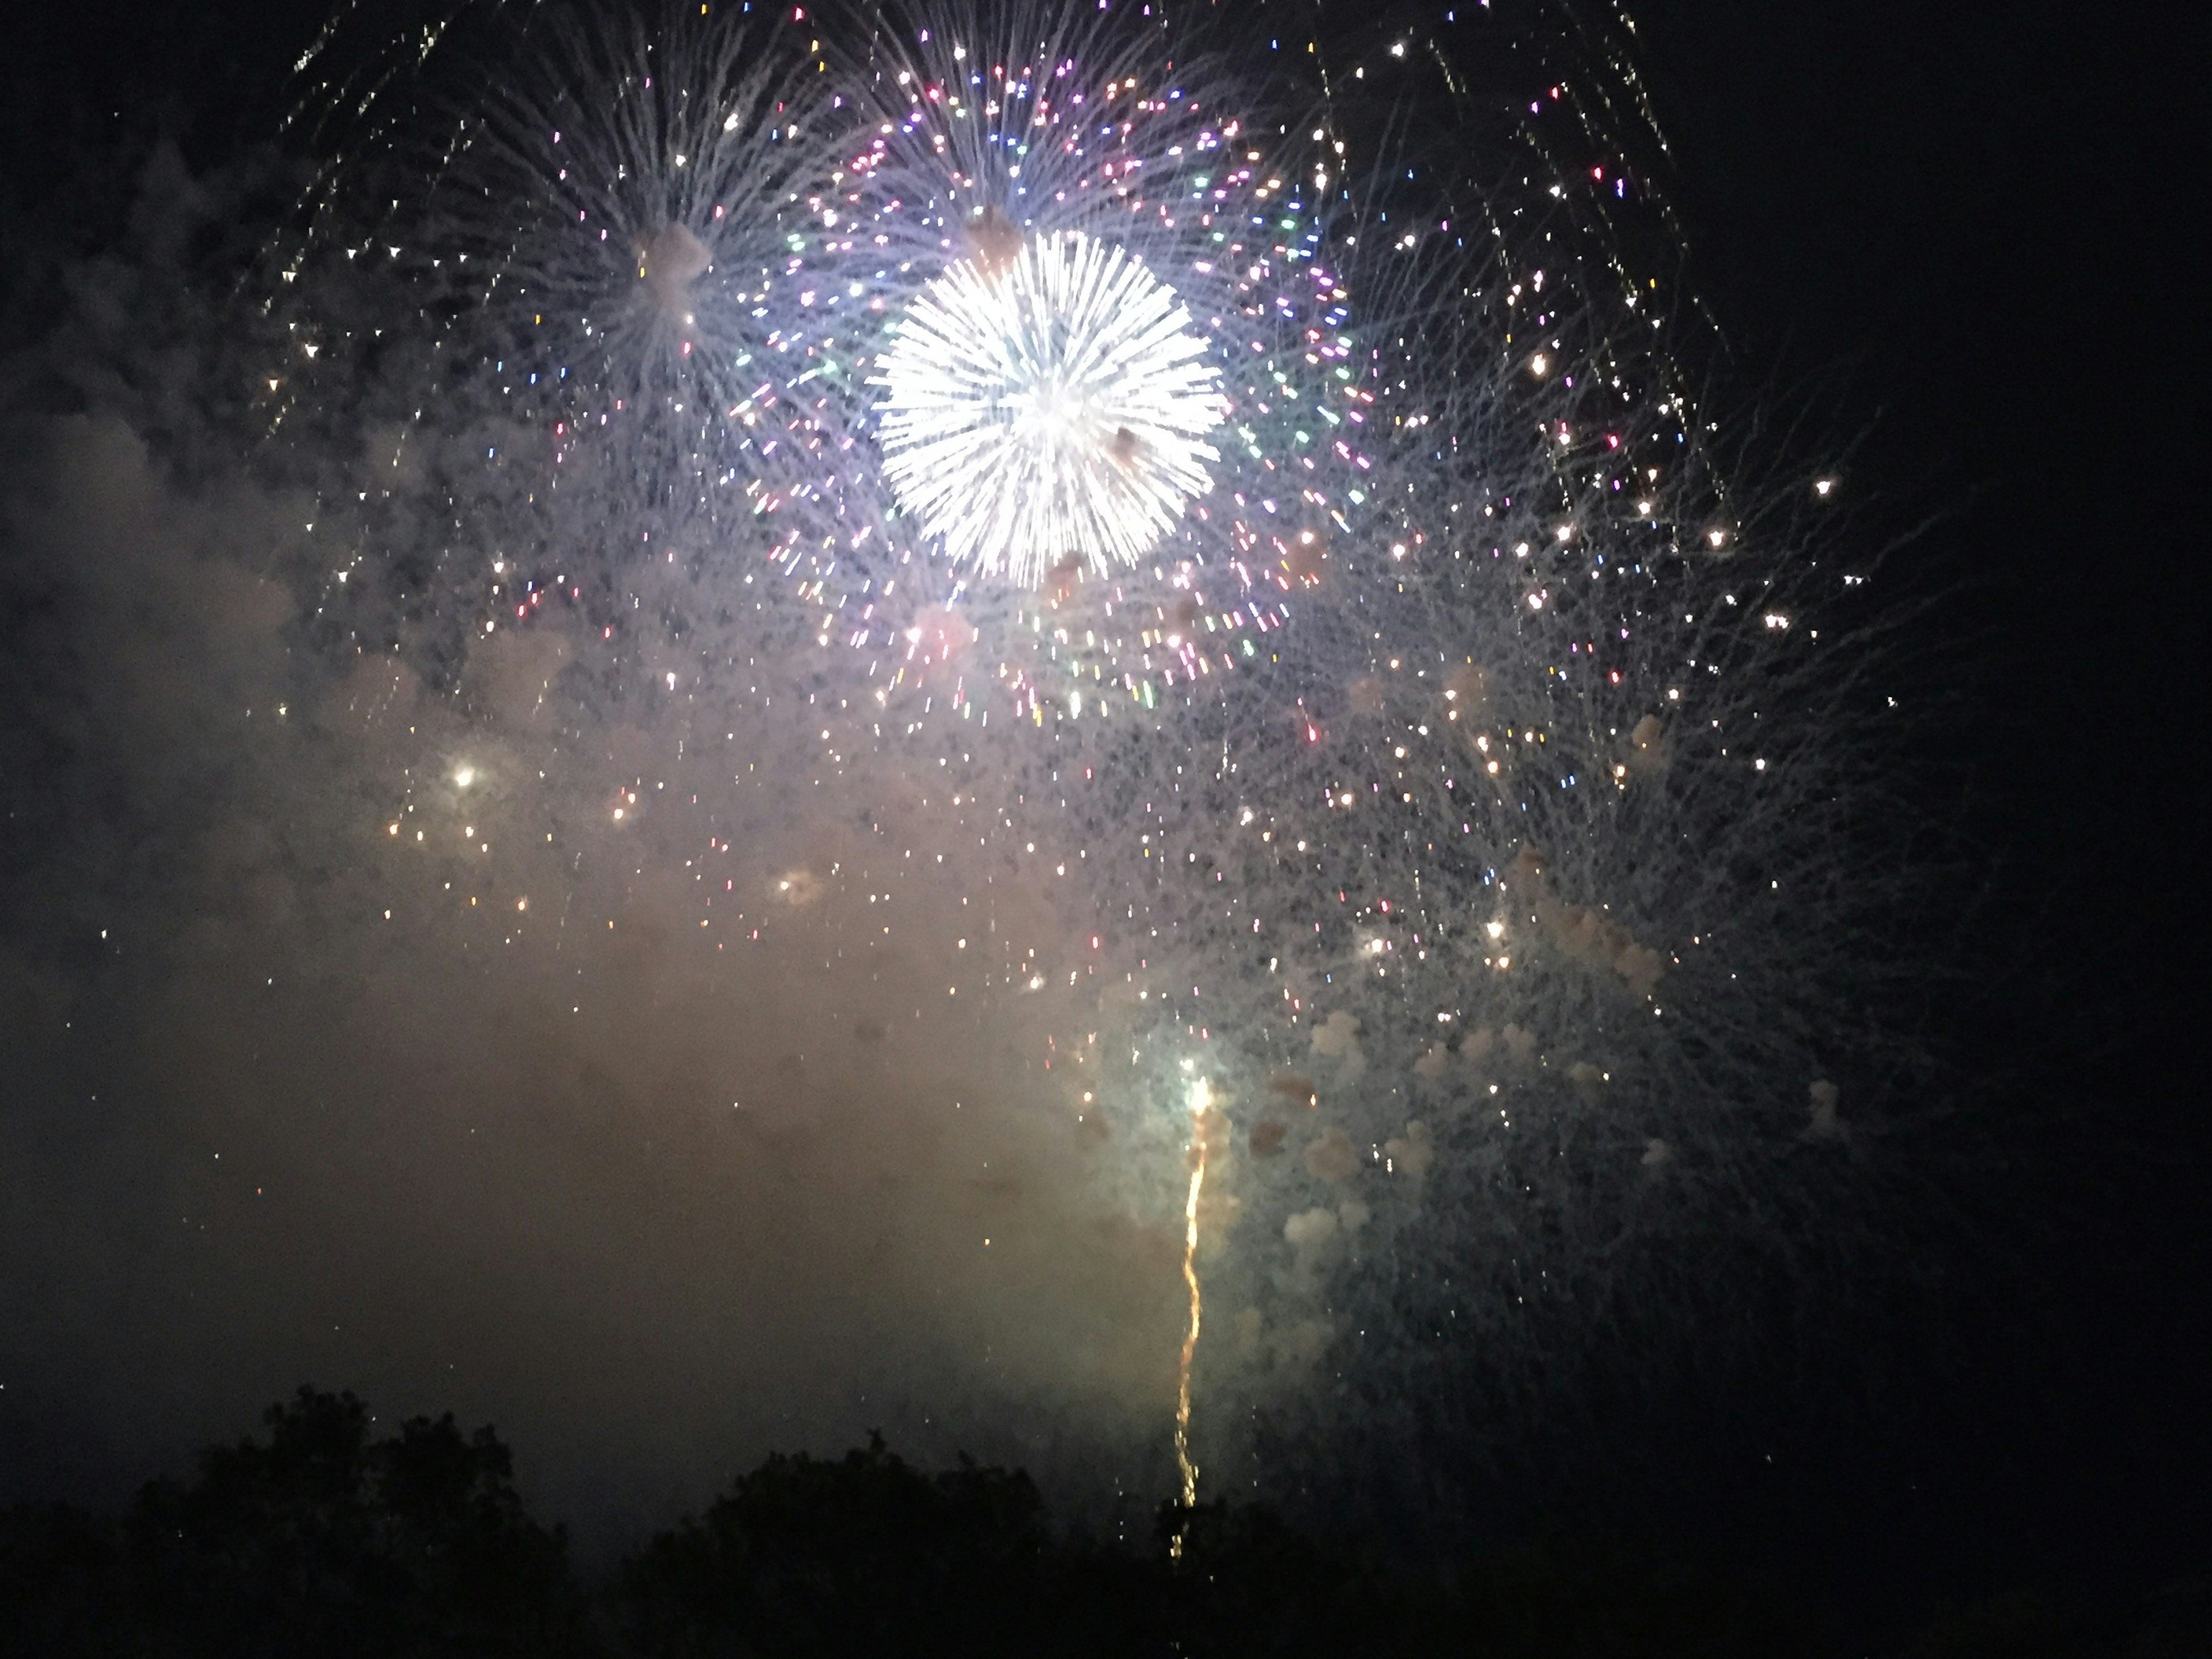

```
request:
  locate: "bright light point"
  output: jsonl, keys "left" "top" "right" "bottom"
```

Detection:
{"left": 1708, "top": 529, "right": 1726, "bottom": 547}
{"left": 1816, "top": 478, "right": 1834, "bottom": 495}
{"left": 872, "top": 230, "right": 1225, "bottom": 588}
{"left": 1530, "top": 353, "right": 1547, "bottom": 375}
{"left": 453, "top": 767, "right": 475, "bottom": 789}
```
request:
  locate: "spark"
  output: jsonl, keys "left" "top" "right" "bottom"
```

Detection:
{"left": 1170, "top": 1075, "right": 1211, "bottom": 1558}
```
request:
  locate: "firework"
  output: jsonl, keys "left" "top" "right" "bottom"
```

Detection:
{"left": 873, "top": 229, "right": 1226, "bottom": 587}
{"left": 229, "top": 0, "right": 1934, "bottom": 1536}
{"left": 444, "top": 3, "right": 832, "bottom": 510}
{"left": 761, "top": 2, "right": 1411, "bottom": 717}
{"left": 277, "top": 0, "right": 835, "bottom": 528}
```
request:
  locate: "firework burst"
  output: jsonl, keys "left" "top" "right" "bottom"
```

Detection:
{"left": 873, "top": 229, "right": 1226, "bottom": 587}
{"left": 763, "top": 2, "right": 1406, "bottom": 716}
{"left": 427, "top": 2, "right": 826, "bottom": 509}
{"left": 276, "top": 0, "right": 834, "bottom": 527}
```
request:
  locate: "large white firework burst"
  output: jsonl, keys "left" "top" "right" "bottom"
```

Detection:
{"left": 872, "top": 230, "right": 1226, "bottom": 588}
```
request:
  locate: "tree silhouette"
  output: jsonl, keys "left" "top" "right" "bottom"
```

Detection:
{"left": 616, "top": 1431, "right": 1108, "bottom": 1657}
{"left": 121, "top": 1387, "right": 588, "bottom": 1658}
{"left": 9, "top": 1392, "right": 2199, "bottom": 1656}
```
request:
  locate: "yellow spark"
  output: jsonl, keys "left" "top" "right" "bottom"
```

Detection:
{"left": 1170, "top": 1079, "right": 1211, "bottom": 1559}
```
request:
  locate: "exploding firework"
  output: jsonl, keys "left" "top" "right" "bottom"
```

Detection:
{"left": 277, "top": 0, "right": 835, "bottom": 529}
{"left": 761, "top": 2, "right": 1423, "bottom": 721}
{"left": 872, "top": 229, "right": 1226, "bottom": 587}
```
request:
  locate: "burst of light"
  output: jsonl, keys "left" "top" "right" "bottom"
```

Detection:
{"left": 872, "top": 230, "right": 1225, "bottom": 588}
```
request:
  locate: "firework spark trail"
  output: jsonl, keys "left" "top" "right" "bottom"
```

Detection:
{"left": 1171, "top": 1080, "right": 1210, "bottom": 1556}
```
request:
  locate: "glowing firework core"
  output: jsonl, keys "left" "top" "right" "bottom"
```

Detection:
{"left": 872, "top": 231, "right": 1225, "bottom": 588}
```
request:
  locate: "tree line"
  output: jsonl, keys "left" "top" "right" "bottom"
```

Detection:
{"left": 2, "top": 1388, "right": 2197, "bottom": 1657}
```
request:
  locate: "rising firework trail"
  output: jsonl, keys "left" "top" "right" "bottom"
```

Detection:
{"left": 1172, "top": 1077, "right": 1214, "bottom": 1539}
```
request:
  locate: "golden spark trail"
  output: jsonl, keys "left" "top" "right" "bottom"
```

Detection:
{"left": 1174, "top": 1138, "right": 1206, "bottom": 1501}
{"left": 1170, "top": 1081, "right": 1209, "bottom": 1559}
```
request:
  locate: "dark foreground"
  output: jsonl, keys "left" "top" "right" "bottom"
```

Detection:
{"left": 1, "top": 1391, "right": 2200, "bottom": 1658}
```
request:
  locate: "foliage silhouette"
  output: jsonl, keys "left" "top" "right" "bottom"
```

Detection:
{"left": 5, "top": 1392, "right": 2203, "bottom": 1657}
{"left": 4, "top": 1388, "right": 589, "bottom": 1659}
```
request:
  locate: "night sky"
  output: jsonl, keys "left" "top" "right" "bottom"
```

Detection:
{"left": 2, "top": 0, "right": 2200, "bottom": 1629}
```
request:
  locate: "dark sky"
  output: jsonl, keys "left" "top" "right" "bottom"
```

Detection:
{"left": 1650, "top": 5, "right": 2203, "bottom": 1605}
{"left": 2, "top": 0, "right": 2201, "bottom": 1615}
